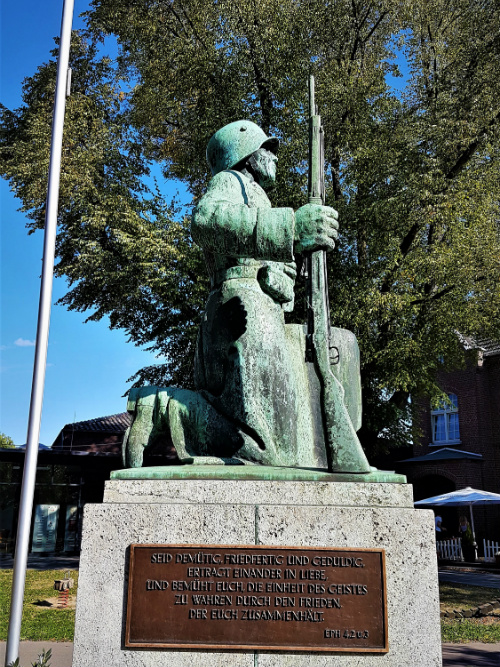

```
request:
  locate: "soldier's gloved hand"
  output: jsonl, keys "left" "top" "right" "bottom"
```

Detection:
{"left": 294, "top": 203, "right": 339, "bottom": 254}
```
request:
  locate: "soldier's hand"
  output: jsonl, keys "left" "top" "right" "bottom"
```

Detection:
{"left": 294, "top": 204, "right": 339, "bottom": 254}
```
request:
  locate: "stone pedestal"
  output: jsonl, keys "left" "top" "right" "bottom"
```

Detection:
{"left": 72, "top": 478, "right": 442, "bottom": 666}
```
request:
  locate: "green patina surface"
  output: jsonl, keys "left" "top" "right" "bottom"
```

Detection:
{"left": 112, "top": 464, "right": 406, "bottom": 483}
{"left": 122, "top": 119, "right": 400, "bottom": 480}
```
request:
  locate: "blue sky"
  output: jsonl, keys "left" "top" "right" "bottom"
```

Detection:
{"left": 0, "top": 0, "right": 188, "bottom": 446}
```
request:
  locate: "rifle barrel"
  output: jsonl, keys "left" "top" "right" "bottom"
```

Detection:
{"left": 309, "top": 75, "right": 315, "bottom": 118}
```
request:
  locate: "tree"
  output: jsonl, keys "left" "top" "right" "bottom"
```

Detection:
{"left": 0, "top": 432, "right": 16, "bottom": 449}
{"left": 2, "top": 0, "right": 500, "bottom": 455}
{"left": 0, "top": 35, "right": 208, "bottom": 387}
{"left": 331, "top": 0, "right": 500, "bottom": 450}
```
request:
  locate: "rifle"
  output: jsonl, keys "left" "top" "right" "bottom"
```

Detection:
{"left": 305, "top": 75, "right": 330, "bottom": 364}
{"left": 305, "top": 75, "right": 370, "bottom": 473}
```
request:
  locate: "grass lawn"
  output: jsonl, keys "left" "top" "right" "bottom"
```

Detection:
{"left": 1, "top": 569, "right": 499, "bottom": 644}
{"left": 0, "top": 570, "right": 78, "bottom": 642}
{"left": 440, "top": 582, "right": 500, "bottom": 643}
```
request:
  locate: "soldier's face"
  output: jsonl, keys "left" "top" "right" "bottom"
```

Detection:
{"left": 250, "top": 148, "right": 277, "bottom": 188}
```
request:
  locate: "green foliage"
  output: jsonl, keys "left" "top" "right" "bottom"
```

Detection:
{"left": 0, "top": 433, "right": 15, "bottom": 448}
{"left": 441, "top": 618, "right": 500, "bottom": 644}
{"left": 332, "top": 0, "right": 500, "bottom": 452}
{"left": 0, "top": 570, "right": 77, "bottom": 641}
{"left": 0, "top": 34, "right": 208, "bottom": 388}
{"left": 2, "top": 0, "right": 500, "bottom": 454}
{"left": 439, "top": 582, "right": 500, "bottom": 643}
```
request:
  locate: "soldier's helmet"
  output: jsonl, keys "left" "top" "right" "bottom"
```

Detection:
{"left": 207, "top": 120, "right": 279, "bottom": 176}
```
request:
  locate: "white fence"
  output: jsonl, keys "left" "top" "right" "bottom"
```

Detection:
{"left": 483, "top": 539, "right": 499, "bottom": 562}
{"left": 436, "top": 538, "right": 463, "bottom": 561}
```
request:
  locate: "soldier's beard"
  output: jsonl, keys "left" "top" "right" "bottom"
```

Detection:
{"left": 248, "top": 152, "right": 276, "bottom": 189}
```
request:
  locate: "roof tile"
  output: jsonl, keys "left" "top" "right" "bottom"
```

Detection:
{"left": 62, "top": 412, "right": 132, "bottom": 433}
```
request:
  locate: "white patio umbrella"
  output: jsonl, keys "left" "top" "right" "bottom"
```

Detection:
{"left": 414, "top": 486, "right": 500, "bottom": 540}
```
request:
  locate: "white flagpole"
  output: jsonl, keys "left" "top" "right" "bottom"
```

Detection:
{"left": 5, "top": 0, "right": 74, "bottom": 663}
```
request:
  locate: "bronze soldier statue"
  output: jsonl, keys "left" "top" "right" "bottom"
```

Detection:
{"left": 123, "top": 119, "right": 371, "bottom": 473}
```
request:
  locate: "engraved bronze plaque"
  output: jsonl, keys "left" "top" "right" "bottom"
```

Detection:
{"left": 125, "top": 545, "right": 388, "bottom": 652}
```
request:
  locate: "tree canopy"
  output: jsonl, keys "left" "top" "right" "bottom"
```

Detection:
{"left": 0, "top": 432, "right": 16, "bottom": 449}
{"left": 2, "top": 0, "right": 500, "bottom": 455}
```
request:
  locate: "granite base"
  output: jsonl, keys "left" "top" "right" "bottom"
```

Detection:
{"left": 72, "top": 479, "right": 442, "bottom": 666}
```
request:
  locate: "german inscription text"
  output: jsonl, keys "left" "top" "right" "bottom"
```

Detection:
{"left": 125, "top": 545, "right": 387, "bottom": 652}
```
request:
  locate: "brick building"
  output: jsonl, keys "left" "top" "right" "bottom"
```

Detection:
{"left": 51, "top": 412, "right": 131, "bottom": 456}
{"left": 396, "top": 339, "right": 500, "bottom": 544}
{"left": 0, "top": 413, "right": 131, "bottom": 554}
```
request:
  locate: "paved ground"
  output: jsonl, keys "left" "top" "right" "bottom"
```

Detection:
{"left": 442, "top": 641, "right": 500, "bottom": 666}
{"left": 0, "top": 642, "right": 73, "bottom": 667}
{"left": 439, "top": 568, "right": 500, "bottom": 589}
{"left": 0, "top": 555, "right": 79, "bottom": 570}
{"left": 1, "top": 641, "right": 499, "bottom": 666}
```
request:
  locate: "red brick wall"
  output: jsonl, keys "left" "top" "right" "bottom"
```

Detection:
{"left": 407, "top": 351, "right": 500, "bottom": 545}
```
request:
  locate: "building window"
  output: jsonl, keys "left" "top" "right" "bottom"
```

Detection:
{"left": 431, "top": 393, "right": 460, "bottom": 444}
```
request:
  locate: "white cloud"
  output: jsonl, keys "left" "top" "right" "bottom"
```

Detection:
{"left": 14, "top": 338, "right": 36, "bottom": 347}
